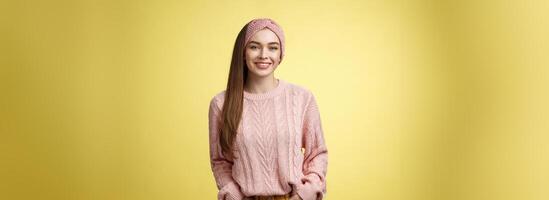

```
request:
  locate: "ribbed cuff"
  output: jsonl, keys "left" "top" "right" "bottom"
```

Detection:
{"left": 218, "top": 182, "right": 245, "bottom": 200}
{"left": 296, "top": 175, "right": 323, "bottom": 200}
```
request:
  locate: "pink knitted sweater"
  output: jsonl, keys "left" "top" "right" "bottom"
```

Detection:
{"left": 208, "top": 79, "right": 328, "bottom": 200}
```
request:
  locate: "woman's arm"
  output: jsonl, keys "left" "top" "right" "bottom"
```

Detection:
{"left": 209, "top": 97, "right": 245, "bottom": 200}
{"left": 295, "top": 93, "right": 328, "bottom": 200}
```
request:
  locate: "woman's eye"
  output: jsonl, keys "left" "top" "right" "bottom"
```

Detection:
{"left": 269, "top": 47, "right": 279, "bottom": 50}
{"left": 250, "top": 46, "right": 258, "bottom": 49}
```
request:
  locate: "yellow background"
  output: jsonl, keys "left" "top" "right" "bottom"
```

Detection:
{"left": 1, "top": 0, "right": 548, "bottom": 199}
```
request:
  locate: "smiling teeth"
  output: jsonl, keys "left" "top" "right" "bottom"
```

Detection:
{"left": 256, "top": 63, "right": 270, "bottom": 68}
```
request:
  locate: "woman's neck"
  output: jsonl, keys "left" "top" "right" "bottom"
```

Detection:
{"left": 244, "top": 75, "right": 279, "bottom": 94}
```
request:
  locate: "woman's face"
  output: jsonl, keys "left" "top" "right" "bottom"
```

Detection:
{"left": 244, "top": 28, "right": 281, "bottom": 79}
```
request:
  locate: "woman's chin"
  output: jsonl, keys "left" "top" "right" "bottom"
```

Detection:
{"left": 249, "top": 69, "right": 273, "bottom": 78}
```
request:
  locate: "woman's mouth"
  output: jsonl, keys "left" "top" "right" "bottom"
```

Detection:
{"left": 255, "top": 62, "right": 271, "bottom": 69}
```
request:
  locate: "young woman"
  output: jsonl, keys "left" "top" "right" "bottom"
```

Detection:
{"left": 208, "top": 18, "right": 328, "bottom": 200}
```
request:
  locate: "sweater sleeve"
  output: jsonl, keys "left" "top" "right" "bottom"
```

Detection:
{"left": 209, "top": 97, "right": 245, "bottom": 200}
{"left": 296, "top": 93, "right": 328, "bottom": 200}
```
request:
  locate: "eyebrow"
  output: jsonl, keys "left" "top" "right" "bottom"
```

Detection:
{"left": 249, "top": 41, "right": 280, "bottom": 45}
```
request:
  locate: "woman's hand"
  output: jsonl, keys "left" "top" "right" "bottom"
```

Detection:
{"left": 289, "top": 194, "right": 303, "bottom": 200}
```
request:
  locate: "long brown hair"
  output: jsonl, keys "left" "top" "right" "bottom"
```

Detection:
{"left": 219, "top": 24, "right": 249, "bottom": 159}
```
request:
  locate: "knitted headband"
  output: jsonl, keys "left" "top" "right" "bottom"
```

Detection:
{"left": 244, "top": 18, "right": 285, "bottom": 62}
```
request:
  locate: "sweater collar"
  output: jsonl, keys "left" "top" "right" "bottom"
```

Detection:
{"left": 243, "top": 79, "right": 286, "bottom": 100}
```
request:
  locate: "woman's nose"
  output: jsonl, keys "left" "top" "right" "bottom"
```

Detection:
{"left": 259, "top": 48, "right": 268, "bottom": 58}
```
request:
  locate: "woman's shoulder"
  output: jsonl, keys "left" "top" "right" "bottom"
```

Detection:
{"left": 209, "top": 90, "right": 226, "bottom": 110}
{"left": 283, "top": 80, "right": 315, "bottom": 99}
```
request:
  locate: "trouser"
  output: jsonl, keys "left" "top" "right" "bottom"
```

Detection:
{"left": 247, "top": 193, "right": 291, "bottom": 200}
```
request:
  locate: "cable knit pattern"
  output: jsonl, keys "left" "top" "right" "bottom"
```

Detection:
{"left": 208, "top": 79, "right": 328, "bottom": 200}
